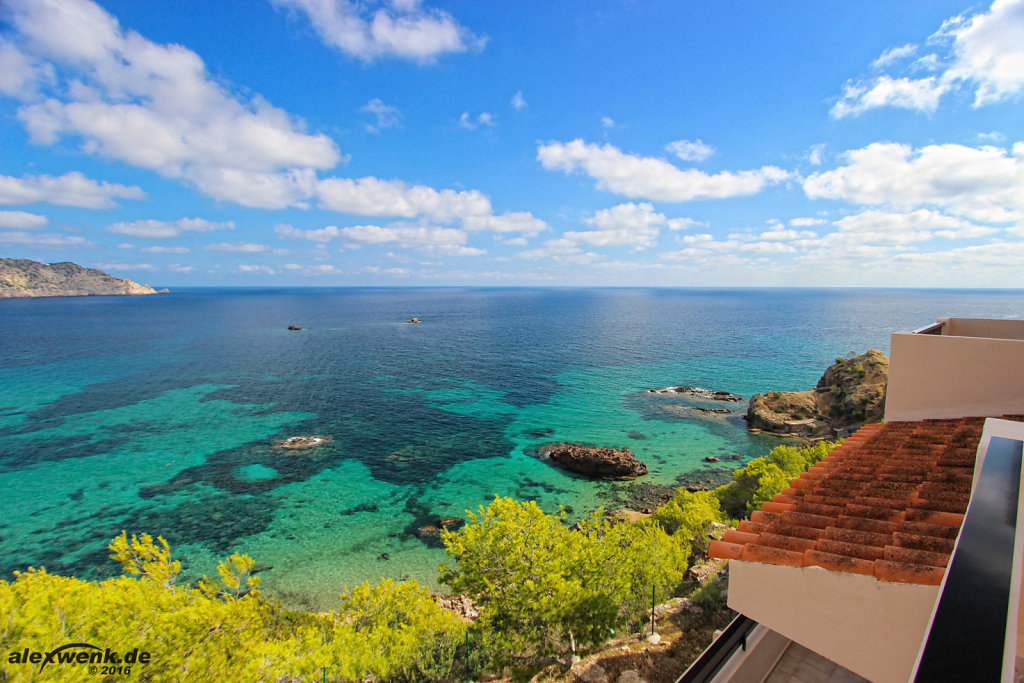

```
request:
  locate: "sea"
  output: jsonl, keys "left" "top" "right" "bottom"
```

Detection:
{"left": 1, "top": 287, "right": 1021, "bottom": 610}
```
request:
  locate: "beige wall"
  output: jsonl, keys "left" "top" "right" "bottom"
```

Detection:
{"left": 728, "top": 561, "right": 939, "bottom": 683}
{"left": 940, "top": 317, "right": 1024, "bottom": 340}
{"left": 885, "top": 331, "right": 1024, "bottom": 421}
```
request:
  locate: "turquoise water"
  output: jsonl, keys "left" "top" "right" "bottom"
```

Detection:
{"left": 1, "top": 287, "right": 1022, "bottom": 609}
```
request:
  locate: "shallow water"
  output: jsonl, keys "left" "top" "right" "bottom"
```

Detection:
{"left": 1, "top": 287, "right": 1021, "bottom": 609}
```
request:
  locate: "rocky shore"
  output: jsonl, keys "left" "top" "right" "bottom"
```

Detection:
{"left": 0, "top": 258, "right": 163, "bottom": 298}
{"left": 746, "top": 350, "right": 888, "bottom": 438}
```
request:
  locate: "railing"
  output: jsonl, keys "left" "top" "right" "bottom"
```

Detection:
{"left": 911, "top": 321, "right": 945, "bottom": 335}
{"left": 913, "top": 436, "right": 1023, "bottom": 681}
{"left": 675, "top": 614, "right": 756, "bottom": 683}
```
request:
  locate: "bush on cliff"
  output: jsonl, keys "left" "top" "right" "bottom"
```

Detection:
{"left": 716, "top": 440, "right": 837, "bottom": 517}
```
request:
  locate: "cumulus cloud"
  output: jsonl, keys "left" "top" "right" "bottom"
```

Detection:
{"left": 0, "top": 210, "right": 47, "bottom": 230}
{"left": 140, "top": 246, "right": 190, "bottom": 254}
{"left": 790, "top": 217, "right": 827, "bottom": 227}
{"left": 360, "top": 98, "right": 402, "bottom": 133}
{"left": 316, "top": 177, "right": 491, "bottom": 219}
{"left": 0, "top": 171, "right": 144, "bottom": 208}
{"left": 271, "top": 0, "right": 484, "bottom": 62}
{"left": 206, "top": 242, "right": 271, "bottom": 253}
{"left": 510, "top": 90, "right": 526, "bottom": 111}
{"left": 462, "top": 212, "right": 547, "bottom": 237}
{"left": 665, "top": 139, "right": 714, "bottom": 162}
{"left": 107, "top": 217, "right": 235, "bottom": 239}
{"left": 284, "top": 263, "right": 343, "bottom": 275}
{"left": 537, "top": 139, "right": 791, "bottom": 202}
{"left": 832, "top": 0, "right": 1024, "bottom": 117}
{"left": 804, "top": 141, "right": 1024, "bottom": 223}
{"left": 831, "top": 76, "right": 950, "bottom": 118}
{"left": 237, "top": 264, "right": 277, "bottom": 274}
{"left": 872, "top": 44, "right": 918, "bottom": 69}
{"left": 0, "top": 231, "right": 91, "bottom": 247}
{"left": 1, "top": 0, "right": 340, "bottom": 208}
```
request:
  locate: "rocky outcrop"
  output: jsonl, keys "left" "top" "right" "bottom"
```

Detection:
{"left": 543, "top": 443, "right": 648, "bottom": 480}
{"left": 272, "top": 435, "right": 332, "bottom": 450}
{"left": 747, "top": 350, "right": 888, "bottom": 438}
{"left": 0, "top": 258, "right": 161, "bottom": 298}
{"left": 646, "top": 386, "right": 744, "bottom": 402}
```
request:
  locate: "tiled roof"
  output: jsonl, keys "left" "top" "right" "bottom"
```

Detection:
{"left": 709, "top": 417, "right": 1002, "bottom": 586}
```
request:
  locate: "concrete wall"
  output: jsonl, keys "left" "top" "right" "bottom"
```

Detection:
{"left": 941, "top": 317, "right": 1024, "bottom": 340}
{"left": 884, "top": 331, "right": 1024, "bottom": 422}
{"left": 728, "top": 561, "right": 939, "bottom": 683}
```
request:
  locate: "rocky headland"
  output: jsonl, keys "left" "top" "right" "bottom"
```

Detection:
{"left": 746, "top": 349, "right": 888, "bottom": 438}
{"left": 542, "top": 443, "right": 648, "bottom": 480}
{"left": 0, "top": 258, "right": 163, "bottom": 298}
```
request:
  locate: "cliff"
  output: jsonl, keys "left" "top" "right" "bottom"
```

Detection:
{"left": 746, "top": 349, "right": 888, "bottom": 438}
{"left": 0, "top": 258, "right": 162, "bottom": 298}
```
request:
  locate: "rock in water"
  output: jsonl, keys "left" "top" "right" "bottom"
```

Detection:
{"left": 0, "top": 258, "right": 161, "bottom": 298}
{"left": 545, "top": 443, "right": 648, "bottom": 480}
{"left": 746, "top": 350, "right": 888, "bottom": 438}
{"left": 273, "top": 435, "right": 332, "bottom": 450}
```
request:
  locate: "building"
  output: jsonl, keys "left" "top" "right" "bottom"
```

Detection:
{"left": 685, "top": 318, "right": 1024, "bottom": 683}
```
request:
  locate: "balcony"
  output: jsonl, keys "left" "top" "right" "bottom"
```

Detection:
{"left": 886, "top": 317, "right": 1024, "bottom": 422}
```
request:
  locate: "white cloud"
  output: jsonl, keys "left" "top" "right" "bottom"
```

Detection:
{"left": 600, "top": 117, "right": 615, "bottom": 129}
{"left": 831, "top": 76, "right": 950, "bottom": 118}
{"left": 141, "top": 246, "right": 190, "bottom": 254}
{"left": 458, "top": 111, "right": 495, "bottom": 129}
{"left": 510, "top": 90, "right": 526, "bottom": 111}
{"left": 316, "top": 176, "right": 491, "bottom": 219}
{"left": 804, "top": 141, "right": 1024, "bottom": 223}
{"left": 275, "top": 224, "right": 342, "bottom": 242}
{"left": 665, "top": 139, "right": 714, "bottom": 162}
{"left": 0, "top": 171, "right": 144, "bottom": 208}
{"left": 0, "top": 210, "right": 47, "bottom": 230}
{"left": 0, "top": 231, "right": 91, "bottom": 247}
{"left": 3, "top": 0, "right": 340, "bottom": 208}
{"left": 237, "top": 264, "right": 277, "bottom": 274}
{"left": 537, "top": 139, "right": 791, "bottom": 202}
{"left": 0, "top": 41, "right": 53, "bottom": 97}
{"left": 790, "top": 217, "right": 827, "bottom": 227}
{"left": 169, "top": 264, "right": 195, "bottom": 273}
{"left": 872, "top": 44, "right": 917, "bottom": 69}
{"left": 462, "top": 212, "right": 547, "bottom": 237}
{"left": 944, "top": 0, "right": 1024, "bottom": 105}
{"left": 833, "top": 0, "right": 1024, "bottom": 116}
{"left": 759, "top": 228, "right": 818, "bottom": 241}
{"left": 806, "top": 143, "right": 827, "bottom": 166}
{"left": 206, "top": 242, "right": 270, "bottom": 253}
{"left": 360, "top": 98, "right": 402, "bottom": 133}
{"left": 284, "top": 263, "right": 343, "bottom": 275}
{"left": 271, "top": 0, "right": 484, "bottom": 62}
{"left": 339, "top": 224, "right": 467, "bottom": 246}
{"left": 107, "top": 217, "right": 235, "bottom": 239}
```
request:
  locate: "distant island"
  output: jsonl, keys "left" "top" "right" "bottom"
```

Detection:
{"left": 0, "top": 258, "right": 165, "bottom": 299}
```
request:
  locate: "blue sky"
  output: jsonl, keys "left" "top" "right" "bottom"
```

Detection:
{"left": 1, "top": 0, "right": 1023, "bottom": 287}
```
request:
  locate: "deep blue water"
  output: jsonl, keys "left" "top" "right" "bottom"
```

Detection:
{"left": 1, "top": 287, "right": 1021, "bottom": 609}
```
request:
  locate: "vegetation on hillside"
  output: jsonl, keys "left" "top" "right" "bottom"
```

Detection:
{"left": 0, "top": 441, "right": 836, "bottom": 681}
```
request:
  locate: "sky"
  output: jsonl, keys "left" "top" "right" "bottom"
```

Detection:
{"left": 1, "top": 0, "right": 1023, "bottom": 288}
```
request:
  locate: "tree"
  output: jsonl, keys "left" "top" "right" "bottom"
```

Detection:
{"left": 440, "top": 497, "right": 688, "bottom": 663}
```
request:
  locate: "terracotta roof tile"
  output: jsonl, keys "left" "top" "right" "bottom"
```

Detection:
{"left": 709, "top": 418, "right": 986, "bottom": 585}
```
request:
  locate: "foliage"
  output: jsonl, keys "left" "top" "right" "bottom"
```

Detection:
{"left": 440, "top": 496, "right": 689, "bottom": 663}
{"left": 650, "top": 489, "right": 725, "bottom": 557}
{"left": 715, "top": 441, "right": 838, "bottom": 518}
{"left": 0, "top": 533, "right": 465, "bottom": 682}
